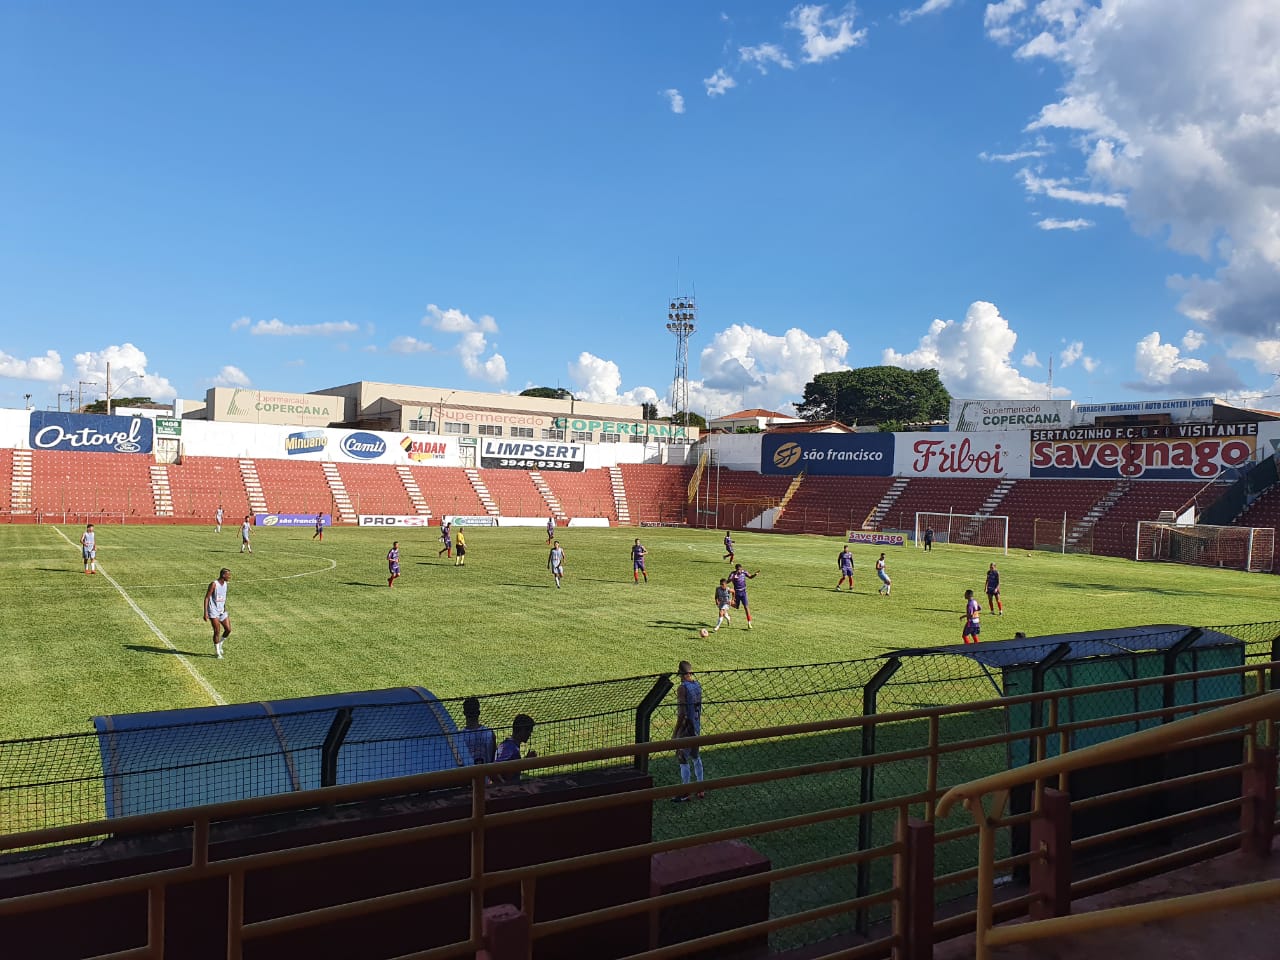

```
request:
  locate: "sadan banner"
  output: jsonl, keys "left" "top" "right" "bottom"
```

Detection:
{"left": 1030, "top": 423, "right": 1257, "bottom": 479}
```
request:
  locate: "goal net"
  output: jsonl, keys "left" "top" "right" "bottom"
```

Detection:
{"left": 915, "top": 512, "right": 1008, "bottom": 554}
{"left": 1033, "top": 517, "right": 1093, "bottom": 555}
{"left": 1135, "top": 521, "right": 1275, "bottom": 573}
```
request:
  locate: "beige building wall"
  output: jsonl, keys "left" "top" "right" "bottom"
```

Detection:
{"left": 203, "top": 388, "right": 347, "bottom": 426}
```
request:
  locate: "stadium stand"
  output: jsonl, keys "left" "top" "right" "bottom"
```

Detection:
{"left": 1236, "top": 484, "right": 1280, "bottom": 532}
{"left": 166, "top": 456, "right": 251, "bottom": 520}
{"left": 256, "top": 458, "right": 333, "bottom": 515}
{"left": 619, "top": 463, "right": 695, "bottom": 525}
{"left": 995, "top": 479, "right": 1117, "bottom": 550}
{"left": 541, "top": 468, "right": 618, "bottom": 521}
{"left": 0, "top": 448, "right": 11, "bottom": 513}
{"left": 877, "top": 477, "right": 1002, "bottom": 533}
{"left": 338, "top": 462, "right": 417, "bottom": 517}
{"left": 31, "top": 450, "right": 158, "bottom": 519}
{"left": 771, "top": 476, "right": 897, "bottom": 536}
{"left": 408, "top": 466, "right": 487, "bottom": 518}
{"left": 1090, "top": 480, "right": 1222, "bottom": 557}
{"left": 478, "top": 469, "right": 548, "bottom": 517}
{"left": 692, "top": 468, "right": 794, "bottom": 529}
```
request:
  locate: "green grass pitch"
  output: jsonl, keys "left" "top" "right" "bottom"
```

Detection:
{"left": 5, "top": 522, "right": 1280, "bottom": 740}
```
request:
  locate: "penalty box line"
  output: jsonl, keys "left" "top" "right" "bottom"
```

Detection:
{"left": 51, "top": 526, "right": 226, "bottom": 707}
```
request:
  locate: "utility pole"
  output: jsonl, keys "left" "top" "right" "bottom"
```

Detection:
{"left": 105, "top": 362, "right": 112, "bottom": 417}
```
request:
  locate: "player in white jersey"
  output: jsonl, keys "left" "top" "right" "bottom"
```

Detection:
{"left": 240, "top": 516, "right": 253, "bottom": 554}
{"left": 547, "top": 540, "right": 565, "bottom": 588}
{"left": 876, "top": 553, "right": 891, "bottom": 596}
{"left": 214, "top": 505, "right": 224, "bottom": 534}
{"left": 80, "top": 523, "right": 97, "bottom": 574}
{"left": 204, "top": 568, "right": 232, "bottom": 658}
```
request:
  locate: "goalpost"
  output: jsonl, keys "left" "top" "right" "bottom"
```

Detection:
{"left": 914, "top": 511, "right": 1008, "bottom": 555}
{"left": 1135, "top": 521, "right": 1275, "bottom": 573}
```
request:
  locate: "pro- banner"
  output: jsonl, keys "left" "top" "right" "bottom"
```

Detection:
{"left": 760, "top": 433, "right": 894, "bottom": 476}
{"left": 29, "top": 412, "right": 154, "bottom": 454}
{"left": 1030, "top": 424, "right": 1257, "bottom": 479}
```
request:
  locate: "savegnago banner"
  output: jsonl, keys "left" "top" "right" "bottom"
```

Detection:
{"left": 1030, "top": 423, "right": 1258, "bottom": 479}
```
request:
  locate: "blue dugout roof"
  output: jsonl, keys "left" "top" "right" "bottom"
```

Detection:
{"left": 93, "top": 687, "right": 462, "bottom": 819}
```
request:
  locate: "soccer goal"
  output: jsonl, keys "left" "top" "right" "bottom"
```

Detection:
{"left": 1135, "top": 521, "right": 1276, "bottom": 573}
{"left": 1033, "top": 517, "right": 1093, "bottom": 555}
{"left": 915, "top": 512, "right": 1008, "bottom": 555}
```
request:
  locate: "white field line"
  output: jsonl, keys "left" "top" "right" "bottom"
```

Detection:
{"left": 51, "top": 526, "right": 226, "bottom": 706}
{"left": 117, "top": 552, "right": 338, "bottom": 590}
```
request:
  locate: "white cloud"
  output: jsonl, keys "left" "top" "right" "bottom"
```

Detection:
{"left": 883, "top": 301, "right": 1065, "bottom": 399}
{"left": 786, "top": 4, "right": 867, "bottom": 63}
{"left": 704, "top": 68, "right": 737, "bottom": 97}
{"left": 1018, "top": 169, "right": 1126, "bottom": 208}
{"left": 424, "top": 304, "right": 498, "bottom": 335}
{"left": 1037, "top": 217, "right": 1095, "bottom": 231}
{"left": 230, "top": 317, "right": 250, "bottom": 331}
{"left": 423, "top": 304, "right": 507, "bottom": 384}
{"left": 247, "top": 318, "right": 359, "bottom": 336}
{"left": 900, "top": 0, "right": 956, "bottom": 24}
{"left": 984, "top": 0, "right": 1027, "bottom": 44}
{"left": 739, "top": 43, "right": 795, "bottom": 73}
{"left": 285, "top": 358, "right": 306, "bottom": 367}
{"left": 1020, "top": 350, "right": 1041, "bottom": 368}
{"left": 661, "top": 88, "right": 686, "bottom": 114}
{"left": 979, "top": 139, "right": 1049, "bottom": 162}
{"left": 568, "top": 353, "right": 661, "bottom": 408}
{"left": 1082, "top": 356, "right": 1099, "bottom": 373}
{"left": 388, "top": 335, "right": 434, "bottom": 355}
{"left": 1182, "top": 329, "right": 1206, "bottom": 351}
{"left": 1059, "top": 340, "right": 1099, "bottom": 371}
{"left": 73, "top": 343, "right": 176, "bottom": 401}
{"left": 0, "top": 349, "right": 63, "bottom": 381}
{"left": 1130, "top": 331, "right": 1243, "bottom": 393}
{"left": 211, "top": 365, "right": 250, "bottom": 387}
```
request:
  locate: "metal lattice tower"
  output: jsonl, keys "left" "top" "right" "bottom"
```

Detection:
{"left": 666, "top": 295, "right": 696, "bottom": 421}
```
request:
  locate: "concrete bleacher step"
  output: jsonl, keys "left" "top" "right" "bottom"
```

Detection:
{"left": 608, "top": 465, "right": 631, "bottom": 524}
{"left": 1067, "top": 478, "right": 1131, "bottom": 543}
{"left": 321, "top": 462, "right": 357, "bottom": 523}
{"left": 395, "top": 466, "right": 432, "bottom": 517}
{"left": 238, "top": 460, "right": 269, "bottom": 515}
{"left": 464, "top": 468, "right": 500, "bottom": 516}
{"left": 10, "top": 449, "right": 33, "bottom": 513}
{"left": 529, "top": 471, "right": 567, "bottom": 521}
{"left": 869, "top": 477, "right": 910, "bottom": 526}
{"left": 148, "top": 464, "right": 174, "bottom": 518}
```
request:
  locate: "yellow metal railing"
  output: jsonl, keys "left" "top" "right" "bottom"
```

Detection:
{"left": 687, "top": 450, "right": 707, "bottom": 503}
{"left": 936, "top": 688, "right": 1280, "bottom": 960}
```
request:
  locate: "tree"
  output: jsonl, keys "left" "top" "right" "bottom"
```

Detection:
{"left": 83, "top": 397, "right": 153, "bottom": 415}
{"left": 669, "top": 410, "right": 707, "bottom": 429}
{"left": 519, "top": 386, "right": 574, "bottom": 401}
{"left": 641, "top": 401, "right": 658, "bottom": 420}
{"left": 796, "top": 367, "right": 950, "bottom": 427}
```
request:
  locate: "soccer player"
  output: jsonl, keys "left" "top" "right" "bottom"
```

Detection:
{"left": 729, "top": 563, "right": 757, "bottom": 628}
{"left": 632, "top": 538, "right": 648, "bottom": 584}
{"left": 546, "top": 515, "right": 556, "bottom": 545}
{"left": 547, "top": 539, "right": 565, "bottom": 588}
{"left": 313, "top": 513, "right": 324, "bottom": 541}
{"left": 240, "top": 516, "right": 253, "bottom": 554}
{"left": 985, "top": 563, "right": 1003, "bottom": 615}
{"left": 438, "top": 522, "right": 453, "bottom": 559}
{"left": 493, "top": 713, "right": 537, "bottom": 783}
{"left": 672, "top": 660, "right": 705, "bottom": 802}
{"left": 387, "top": 541, "right": 401, "bottom": 588}
{"left": 961, "top": 589, "right": 981, "bottom": 644}
{"left": 203, "top": 567, "right": 232, "bottom": 658}
{"left": 455, "top": 528, "right": 467, "bottom": 566}
{"left": 80, "top": 523, "right": 97, "bottom": 575}
{"left": 876, "top": 553, "right": 891, "bottom": 596}
{"left": 713, "top": 579, "right": 732, "bottom": 632}
{"left": 722, "top": 532, "right": 735, "bottom": 563}
{"left": 459, "top": 697, "right": 497, "bottom": 766}
{"left": 836, "top": 545, "right": 854, "bottom": 591}
{"left": 214, "top": 505, "right": 224, "bottom": 534}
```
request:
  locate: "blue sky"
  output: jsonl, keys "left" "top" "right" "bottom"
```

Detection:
{"left": 3, "top": 1, "right": 1278, "bottom": 417}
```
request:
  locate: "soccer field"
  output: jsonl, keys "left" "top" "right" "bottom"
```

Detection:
{"left": 5, "top": 522, "right": 1280, "bottom": 741}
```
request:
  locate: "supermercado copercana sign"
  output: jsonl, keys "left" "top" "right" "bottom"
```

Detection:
{"left": 29, "top": 412, "right": 154, "bottom": 454}
{"left": 950, "top": 399, "right": 1072, "bottom": 432}
{"left": 760, "top": 433, "right": 894, "bottom": 476}
{"left": 1029, "top": 423, "right": 1257, "bottom": 479}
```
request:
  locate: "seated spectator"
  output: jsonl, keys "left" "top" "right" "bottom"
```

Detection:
{"left": 493, "top": 713, "right": 537, "bottom": 783}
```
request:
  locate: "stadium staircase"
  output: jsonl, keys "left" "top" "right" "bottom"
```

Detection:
{"left": 148, "top": 464, "right": 173, "bottom": 518}
{"left": 608, "top": 466, "right": 630, "bottom": 524}
{"left": 867, "top": 477, "right": 909, "bottom": 529}
{"left": 238, "top": 460, "right": 269, "bottom": 516}
{"left": 395, "top": 465, "right": 432, "bottom": 517}
{"left": 10, "top": 449, "right": 32, "bottom": 515}
{"left": 952, "top": 477, "right": 1017, "bottom": 543}
{"left": 528, "top": 471, "right": 567, "bottom": 522}
{"left": 775, "top": 471, "right": 806, "bottom": 520}
{"left": 320, "top": 462, "right": 357, "bottom": 523}
{"left": 1067, "top": 478, "right": 1130, "bottom": 549}
{"left": 465, "top": 468, "right": 499, "bottom": 516}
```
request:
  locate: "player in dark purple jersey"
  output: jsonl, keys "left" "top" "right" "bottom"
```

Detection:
{"left": 387, "top": 541, "right": 401, "bottom": 588}
{"left": 729, "top": 563, "right": 757, "bottom": 629}
{"left": 632, "top": 539, "right": 648, "bottom": 584}
{"left": 836, "top": 546, "right": 854, "bottom": 591}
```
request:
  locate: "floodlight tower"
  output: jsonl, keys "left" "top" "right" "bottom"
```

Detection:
{"left": 667, "top": 295, "right": 697, "bottom": 423}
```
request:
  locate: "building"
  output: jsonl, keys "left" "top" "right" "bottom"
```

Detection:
{"left": 708, "top": 408, "right": 803, "bottom": 433}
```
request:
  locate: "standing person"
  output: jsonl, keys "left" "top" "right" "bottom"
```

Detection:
{"left": 203, "top": 567, "right": 232, "bottom": 659}
{"left": 876, "top": 553, "right": 891, "bottom": 596}
{"left": 313, "top": 513, "right": 324, "bottom": 541}
{"left": 632, "top": 538, "right": 648, "bottom": 584}
{"left": 546, "top": 515, "right": 556, "bottom": 545}
{"left": 240, "top": 516, "right": 253, "bottom": 554}
{"left": 713, "top": 579, "right": 732, "bottom": 631}
{"left": 835, "top": 545, "right": 855, "bottom": 591}
{"left": 722, "top": 531, "right": 735, "bottom": 563}
{"left": 672, "top": 660, "right": 705, "bottom": 802}
{"left": 985, "top": 563, "right": 1003, "bottom": 615}
{"left": 438, "top": 522, "right": 453, "bottom": 559}
{"left": 547, "top": 539, "right": 565, "bottom": 588}
{"left": 729, "top": 563, "right": 758, "bottom": 629}
{"left": 923, "top": 526, "right": 934, "bottom": 551}
{"left": 214, "top": 505, "right": 224, "bottom": 534}
{"left": 459, "top": 697, "right": 497, "bottom": 766}
{"left": 80, "top": 523, "right": 97, "bottom": 575}
{"left": 387, "top": 541, "right": 401, "bottom": 588}
{"left": 455, "top": 528, "right": 467, "bottom": 566}
{"left": 961, "top": 589, "right": 981, "bottom": 644}
{"left": 493, "top": 713, "right": 537, "bottom": 783}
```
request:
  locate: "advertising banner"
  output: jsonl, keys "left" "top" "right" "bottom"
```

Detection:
{"left": 895, "top": 432, "right": 1027, "bottom": 478}
{"left": 209, "top": 388, "right": 344, "bottom": 426}
{"left": 949, "top": 399, "right": 1072, "bottom": 432}
{"left": 1030, "top": 423, "right": 1257, "bottom": 479}
{"left": 255, "top": 513, "right": 331, "bottom": 527}
{"left": 478, "top": 439, "right": 586, "bottom": 472}
{"left": 759, "top": 433, "right": 894, "bottom": 476}
{"left": 847, "top": 531, "right": 906, "bottom": 547}
{"left": 1072, "top": 397, "right": 1214, "bottom": 425}
{"left": 358, "top": 515, "right": 432, "bottom": 527}
{"left": 443, "top": 515, "right": 499, "bottom": 527}
{"left": 29, "top": 412, "right": 154, "bottom": 454}
{"left": 285, "top": 429, "right": 328, "bottom": 456}
{"left": 155, "top": 417, "right": 182, "bottom": 437}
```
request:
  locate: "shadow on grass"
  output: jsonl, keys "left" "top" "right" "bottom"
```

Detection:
{"left": 648, "top": 619, "right": 702, "bottom": 632}
{"left": 124, "top": 643, "right": 206, "bottom": 657}
{"left": 342, "top": 581, "right": 387, "bottom": 588}
{"left": 1050, "top": 580, "right": 1218, "bottom": 598}
{"left": 36, "top": 567, "right": 79, "bottom": 574}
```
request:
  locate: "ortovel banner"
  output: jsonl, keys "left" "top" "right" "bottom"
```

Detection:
{"left": 760, "top": 433, "right": 894, "bottom": 476}
{"left": 29, "top": 412, "right": 154, "bottom": 454}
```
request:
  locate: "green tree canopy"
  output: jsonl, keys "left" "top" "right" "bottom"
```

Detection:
{"left": 641, "top": 401, "right": 658, "bottom": 420}
{"left": 669, "top": 410, "right": 707, "bottom": 429}
{"left": 83, "top": 397, "right": 153, "bottom": 415}
{"left": 519, "top": 386, "right": 574, "bottom": 401}
{"left": 796, "top": 367, "right": 950, "bottom": 428}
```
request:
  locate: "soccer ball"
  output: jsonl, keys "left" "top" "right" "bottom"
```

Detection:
{"left": 699, "top": 628, "right": 709, "bottom": 638}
